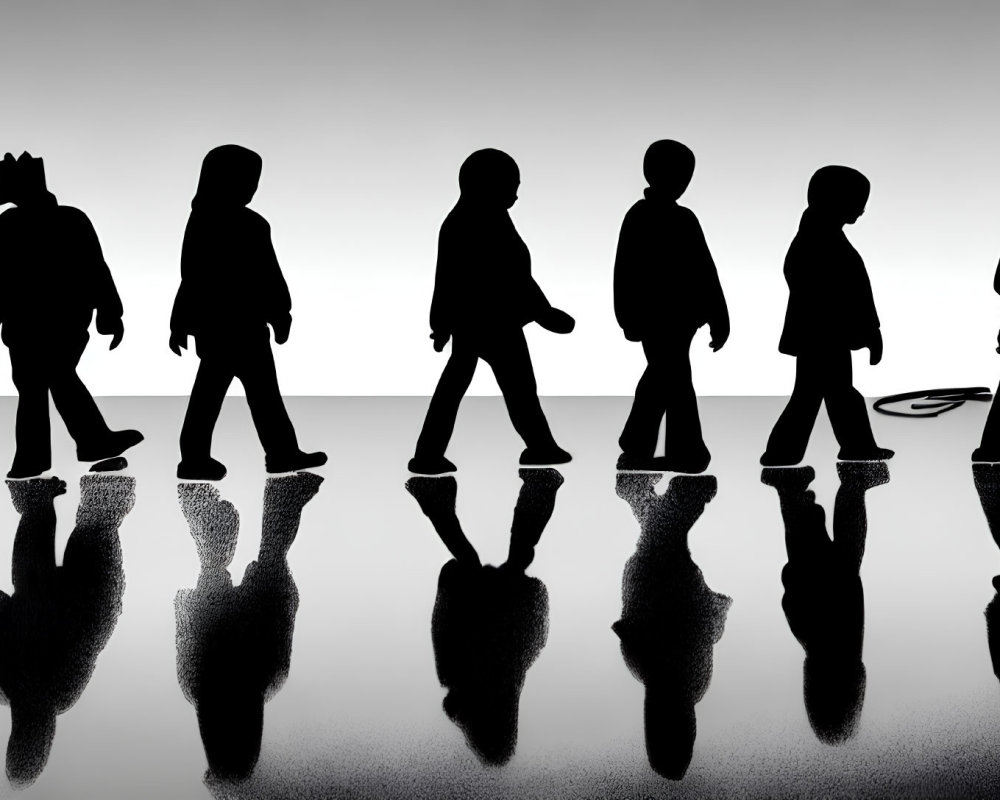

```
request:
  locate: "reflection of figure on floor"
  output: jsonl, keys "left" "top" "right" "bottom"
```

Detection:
{"left": 175, "top": 473, "right": 323, "bottom": 782}
{"left": 0, "top": 474, "right": 135, "bottom": 787}
{"left": 408, "top": 149, "right": 575, "bottom": 475}
{"left": 971, "top": 465, "right": 1000, "bottom": 679}
{"left": 613, "top": 472, "right": 730, "bottom": 779}
{"left": 169, "top": 145, "right": 327, "bottom": 481}
{"left": 973, "top": 257, "right": 1000, "bottom": 461}
{"left": 762, "top": 462, "right": 888, "bottom": 744}
{"left": 614, "top": 141, "right": 729, "bottom": 474}
{"left": 761, "top": 166, "right": 893, "bottom": 467}
{"left": 0, "top": 152, "right": 143, "bottom": 479}
{"left": 405, "top": 469, "right": 562, "bottom": 764}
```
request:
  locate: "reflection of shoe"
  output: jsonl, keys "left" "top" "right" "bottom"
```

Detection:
{"left": 838, "top": 446, "right": 894, "bottom": 462}
{"left": 520, "top": 446, "right": 572, "bottom": 466}
{"left": 408, "top": 456, "right": 457, "bottom": 475}
{"left": 77, "top": 429, "right": 144, "bottom": 462}
{"left": 177, "top": 458, "right": 227, "bottom": 481}
{"left": 761, "top": 465, "right": 815, "bottom": 491}
{"left": 616, "top": 452, "right": 658, "bottom": 471}
{"left": 973, "top": 447, "right": 1000, "bottom": 463}
{"left": 837, "top": 460, "right": 890, "bottom": 491}
{"left": 265, "top": 450, "right": 327, "bottom": 474}
{"left": 760, "top": 451, "right": 802, "bottom": 467}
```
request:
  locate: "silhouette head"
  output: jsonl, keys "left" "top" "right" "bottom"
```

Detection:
{"left": 192, "top": 145, "right": 262, "bottom": 210}
{"left": 643, "top": 140, "right": 695, "bottom": 200}
{"left": 0, "top": 152, "right": 51, "bottom": 207}
{"left": 458, "top": 149, "right": 519, "bottom": 209}
{"left": 806, "top": 166, "right": 870, "bottom": 224}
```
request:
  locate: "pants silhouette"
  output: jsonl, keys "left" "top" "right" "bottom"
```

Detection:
{"left": 764, "top": 349, "right": 876, "bottom": 461}
{"left": 619, "top": 328, "right": 706, "bottom": 459}
{"left": 180, "top": 337, "right": 299, "bottom": 463}
{"left": 8, "top": 337, "right": 114, "bottom": 470}
{"left": 414, "top": 331, "right": 558, "bottom": 459}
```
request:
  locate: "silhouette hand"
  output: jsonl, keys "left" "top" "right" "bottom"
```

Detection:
{"left": 431, "top": 331, "right": 450, "bottom": 352}
{"left": 169, "top": 331, "right": 188, "bottom": 356}
{"left": 995, "top": 327, "right": 1000, "bottom": 354}
{"left": 868, "top": 330, "right": 883, "bottom": 366}
{"left": 538, "top": 307, "right": 575, "bottom": 334}
{"left": 107, "top": 320, "right": 124, "bottom": 350}
{"left": 272, "top": 315, "right": 291, "bottom": 345}
{"left": 709, "top": 322, "right": 730, "bottom": 352}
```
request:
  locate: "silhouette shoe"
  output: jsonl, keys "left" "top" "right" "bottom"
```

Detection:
{"left": 407, "top": 456, "right": 457, "bottom": 475}
{"left": 6, "top": 459, "right": 50, "bottom": 480}
{"left": 837, "top": 446, "right": 894, "bottom": 462}
{"left": 972, "top": 447, "right": 1000, "bottom": 463}
{"left": 760, "top": 450, "right": 803, "bottom": 467}
{"left": 659, "top": 450, "right": 711, "bottom": 474}
{"left": 519, "top": 445, "right": 572, "bottom": 466}
{"left": 77, "top": 429, "right": 144, "bottom": 462}
{"left": 265, "top": 450, "right": 327, "bottom": 474}
{"left": 177, "top": 458, "right": 228, "bottom": 481}
{"left": 616, "top": 452, "right": 659, "bottom": 471}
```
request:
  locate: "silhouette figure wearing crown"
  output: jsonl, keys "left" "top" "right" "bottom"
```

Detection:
{"left": 0, "top": 152, "right": 143, "bottom": 479}
{"left": 761, "top": 166, "right": 892, "bottom": 466}
{"left": 406, "top": 469, "right": 561, "bottom": 764}
{"left": 761, "top": 462, "right": 888, "bottom": 744}
{"left": 614, "top": 141, "right": 729, "bottom": 474}
{"left": 0, "top": 473, "right": 135, "bottom": 787}
{"left": 175, "top": 472, "right": 322, "bottom": 782}
{"left": 170, "top": 145, "right": 327, "bottom": 481}
{"left": 613, "top": 472, "right": 730, "bottom": 778}
{"left": 408, "top": 149, "right": 575, "bottom": 475}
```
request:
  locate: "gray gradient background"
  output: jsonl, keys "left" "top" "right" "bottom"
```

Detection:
{"left": 2, "top": 1, "right": 1000, "bottom": 396}
{"left": 0, "top": 397, "right": 998, "bottom": 798}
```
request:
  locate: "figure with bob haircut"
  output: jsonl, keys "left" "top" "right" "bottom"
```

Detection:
{"left": 408, "top": 149, "right": 575, "bottom": 475}
{"left": 761, "top": 165, "right": 893, "bottom": 466}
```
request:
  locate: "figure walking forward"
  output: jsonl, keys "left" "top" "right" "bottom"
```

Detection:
{"left": 408, "top": 149, "right": 575, "bottom": 475}
{"left": 760, "top": 166, "right": 893, "bottom": 466}
{"left": 170, "top": 145, "right": 326, "bottom": 481}
{"left": 0, "top": 152, "right": 143, "bottom": 479}
{"left": 614, "top": 140, "right": 729, "bottom": 473}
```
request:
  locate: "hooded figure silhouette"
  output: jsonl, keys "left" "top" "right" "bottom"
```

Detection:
{"left": 170, "top": 145, "right": 326, "bottom": 480}
{"left": 761, "top": 166, "right": 892, "bottom": 466}
{"left": 408, "top": 149, "right": 575, "bottom": 475}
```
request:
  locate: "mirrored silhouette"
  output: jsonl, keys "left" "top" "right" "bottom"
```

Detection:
{"left": 761, "top": 166, "right": 892, "bottom": 467}
{"left": 175, "top": 472, "right": 323, "bottom": 782}
{"left": 0, "top": 151, "right": 143, "bottom": 479}
{"left": 0, "top": 474, "right": 135, "bottom": 787}
{"left": 613, "top": 472, "right": 730, "bottom": 778}
{"left": 972, "top": 465, "right": 1000, "bottom": 681}
{"left": 405, "top": 469, "right": 562, "bottom": 764}
{"left": 408, "top": 149, "right": 575, "bottom": 475}
{"left": 974, "top": 255, "right": 1000, "bottom": 461}
{"left": 614, "top": 141, "right": 729, "bottom": 474}
{"left": 170, "top": 145, "right": 327, "bottom": 481}
{"left": 761, "top": 462, "right": 889, "bottom": 744}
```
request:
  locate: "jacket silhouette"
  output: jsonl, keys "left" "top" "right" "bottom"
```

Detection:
{"left": 761, "top": 166, "right": 892, "bottom": 466}
{"left": 614, "top": 140, "right": 729, "bottom": 473}
{"left": 170, "top": 145, "right": 326, "bottom": 480}
{"left": 409, "top": 149, "right": 574, "bottom": 475}
{"left": 613, "top": 472, "right": 730, "bottom": 779}
{"left": 0, "top": 152, "right": 143, "bottom": 478}
{"left": 0, "top": 474, "right": 134, "bottom": 787}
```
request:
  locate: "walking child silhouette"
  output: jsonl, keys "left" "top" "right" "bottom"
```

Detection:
{"left": 614, "top": 140, "right": 729, "bottom": 473}
{"left": 761, "top": 166, "right": 893, "bottom": 466}
{"left": 0, "top": 152, "right": 143, "bottom": 479}
{"left": 170, "top": 145, "right": 326, "bottom": 480}
{"left": 409, "top": 149, "right": 575, "bottom": 475}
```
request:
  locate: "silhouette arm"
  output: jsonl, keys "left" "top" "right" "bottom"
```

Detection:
{"left": 692, "top": 216, "right": 730, "bottom": 351}
{"left": 994, "top": 256, "right": 1000, "bottom": 295}
{"left": 613, "top": 208, "right": 645, "bottom": 341}
{"left": 75, "top": 211, "right": 124, "bottom": 348}
{"left": 429, "top": 226, "right": 457, "bottom": 351}
{"left": 260, "top": 222, "right": 292, "bottom": 344}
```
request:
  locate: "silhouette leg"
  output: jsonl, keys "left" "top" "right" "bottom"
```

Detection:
{"left": 658, "top": 334, "right": 709, "bottom": 471}
{"left": 823, "top": 350, "right": 882, "bottom": 458}
{"left": 619, "top": 359, "right": 665, "bottom": 459}
{"left": 762, "top": 354, "right": 824, "bottom": 466}
{"left": 49, "top": 340, "right": 114, "bottom": 451}
{"left": 485, "top": 331, "right": 563, "bottom": 456}
{"left": 180, "top": 357, "right": 235, "bottom": 464}
{"left": 833, "top": 462, "right": 888, "bottom": 572}
{"left": 412, "top": 341, "right": 479, "bottom": 467}
{"left": 236, "top": 344, "right": 301, "bottom": 460}
{"left": 8, "top": 347, "right": 53, "bottom": 477}
{"left": 975, "top": 381, "right": 1000, "bottom": 460}
{"left": 506, "top": 468, "right": 564, "bottom": 571}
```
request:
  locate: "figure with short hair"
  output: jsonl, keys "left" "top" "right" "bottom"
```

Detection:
{"left": 761, "top": 165, "right": 892, "bottom": 466}
{"left": 614, "top": 140, "right": 729, "bottom": 473}
{"left": 0, "top": 152, "right": 143, "bottom": 479}
{"left": 408, "top": 149, "right": 575, "bottom": 475}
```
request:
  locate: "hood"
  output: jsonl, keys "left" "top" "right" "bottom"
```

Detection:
{"left": 191, "top": 144, "right": 262, "bottom": 211}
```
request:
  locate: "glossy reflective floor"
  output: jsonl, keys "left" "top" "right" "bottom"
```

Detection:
{"left": 0, "top": 396, "right": 999, "bottom": 799}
